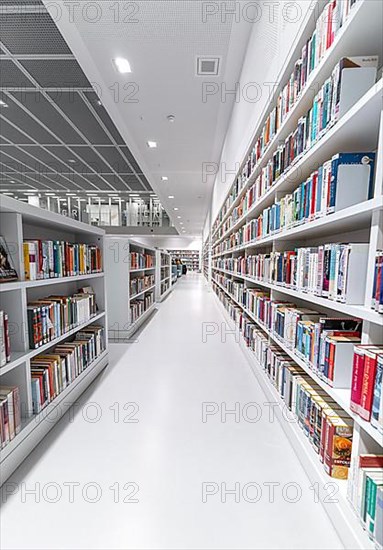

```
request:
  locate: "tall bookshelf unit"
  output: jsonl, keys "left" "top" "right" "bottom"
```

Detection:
{"left": 156, "top": 250, "right": 172, "bottom": 301}
{"left": 105, "top": 237, "right": 157, "bottom": 341}
{"left": 0, "top": 195, "right": 109, "bottom": 484}
{"left": 208, "top": 1, "right": 383, "bottom": 548}
{"left": 170, "top": 250, "right": 200, "bottom": 272}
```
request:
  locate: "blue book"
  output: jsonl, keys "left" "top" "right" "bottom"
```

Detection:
{"left": 329, "top": 152, "right": 376, "bottom": 212}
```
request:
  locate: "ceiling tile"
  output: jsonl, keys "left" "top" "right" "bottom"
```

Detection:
{"left": 0, "top": 12, "right": 71, "bottom": 55}
{"left": 95, "top": 146, "right": 134, "bottom": 173}
{"left": 70, "top": 146, "right": 114, "bottom": 173}
{"left": 1, "top": 96, "right": 59, "bottom": 143}
{"left": 0, "top": 60, "right": 35, "bottom": 87}
{"left": 0, "top": 119, "right": 34, "bottom": 144}
{"left": 48, "top": 92, "right": 112, "bottom": 145}
{"left": 83, "top": 92, "right": 125, "bottom": 145}
{"left": 10, "top": 92, "right": 85, "bottom": 145}
{"left": 20, "top": 59, "right": 92, "bottom": 88}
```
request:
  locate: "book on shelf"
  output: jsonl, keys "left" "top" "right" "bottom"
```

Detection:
{"left": 130, "top": 292, "right": 154, "bottom": 323}
{"left": 347, "top": 453, "right": 383, "bottom": 547}
{"left": 0, "top": 385, "right": 21, "bottom": 447}
{"left": 130, "top": 275, "right": 155, "bottom": 296}
{"left": 0, "top": 310, "right": 11, "bottom": 366}
{"left": 27, "top": 288, "right": 98, "bottom": 350}
{"left": 130, "top": 252, "right": 154, "bottom": 270}
{"left": 0, "top": 236, "right": 18, "bottom": 283}
{"left": 30, "top": 325, "right": 105, "bottom": 414}
{"left": 23, "top": 240, "right": 102, "bottom": 280}
{"left": 372, "top": 251, "right": 383, "bottom": 314}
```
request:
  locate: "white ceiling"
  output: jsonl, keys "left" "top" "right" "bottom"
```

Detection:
{"left": 49, "top": 0, "right": 252, "bottom": 235}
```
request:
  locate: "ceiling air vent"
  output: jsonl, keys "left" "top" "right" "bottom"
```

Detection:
{"left": 196, "top": 57, "right": 221, "bottom": 76}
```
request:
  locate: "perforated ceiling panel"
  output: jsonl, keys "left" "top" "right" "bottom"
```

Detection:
{"left": 0, "top": 12, "right": 71, "bottom": 55}
{"left": 20, "top": 59, "right": 92, "bottom": 88}
{"left": 0, "top": 0, "right": 156, "bottom": 199}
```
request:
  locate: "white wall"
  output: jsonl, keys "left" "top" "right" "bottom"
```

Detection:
{"left": 133, "top": 235, "right": 202, "bottom": 251}
{"left": 209, "top": 0, "right": 313, "bottom": 226}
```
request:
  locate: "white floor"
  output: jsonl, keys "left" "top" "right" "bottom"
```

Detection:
{"left": 0, "top": 274, "right": 344, "bottom": 550}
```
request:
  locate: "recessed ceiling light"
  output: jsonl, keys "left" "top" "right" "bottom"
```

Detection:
{"left": 45, "top": 193, "right": 56, "bottom": 196}
{"left": 9, "top": 180, "right": 15, "bottom": 184}
{"left": 161, "top": 176, "right": 168, "bottom": 181}
{"left": 24, "top": 192, "right": 36, "bottom": 196}
{"left": 147, "top": 141, "right": 157, "bottom": 148}
{"left": 66, "top": 193, "right": 77, "bottom": 196}
{"left": 174, "top": 207, "right": 179, "bottom": 211}
{"left": 68, "top": 159, "right": 76, "bottom": 163}
{"left": 3, "top": 192, "right": 14, "bottom": 195}
{"left": 177, "top": 216, "right": 181, "bottom": 219}
{"left": 97, "top": 100, "right": 102, "bottom": 106}
{"left": 87, "top": 193, "right": 98, "bottom": 196}
{"left": 130, "top": 194, "right": 140, "bottom": 197}
{"left": 113, "top": 57, "right": 132, "bottom": 74}
{"left": 0, "top": 100, "right": 8, "bottom": 108}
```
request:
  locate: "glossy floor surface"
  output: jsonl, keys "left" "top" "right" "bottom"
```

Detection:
{"left": 0, "top": 274, "right": 343, "bottom": 549}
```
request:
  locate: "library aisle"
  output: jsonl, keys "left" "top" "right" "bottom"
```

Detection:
{"left": 0, "top": 274, "right": 343, "bottom": 550}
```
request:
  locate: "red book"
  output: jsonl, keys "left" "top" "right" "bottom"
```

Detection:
{"left": 359, "top": 349, "right": 383, "bottom": 421}
{"left": 359, "top": 455, "right": 383, "bottom": 468}
{"left": 351, "top": 345, "right": 383, "bottom": 414}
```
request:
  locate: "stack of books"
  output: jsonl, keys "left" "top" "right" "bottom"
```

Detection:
{"left": 0, "top": 310, "right": 11, "bottom": 367}
{"left": 23, "top": 240, "right": 102, "bottom": 280}
{"left": 30, "top": 325, "right": 105, "bottom": 414}
{"left": 27, "top": 288, "right": 98, "bottom": 349}
{"left": 0, "top": 385, "right": 21, "bottom": 447}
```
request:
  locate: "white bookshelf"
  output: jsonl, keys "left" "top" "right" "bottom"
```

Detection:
{"left": 169, "top": 250, "right": 201, "bottom": 272}
{"left": 104, "top": 237, "right": 157, "bottom": 341}
{"left": 0, "top": 195, "right": 109, "bottom": 485}
{"left": 208, "top": 1, "right": 383, "bottom": 548}
{"left": 202, "top": 237, "right": 211, "bottom": 283}
{"left": 156, "top": 250, "right": 172, "bottom": 302}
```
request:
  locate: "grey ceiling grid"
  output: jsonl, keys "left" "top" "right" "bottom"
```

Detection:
{"left": 0, "top": 2, "right": 155, "bottom": 200}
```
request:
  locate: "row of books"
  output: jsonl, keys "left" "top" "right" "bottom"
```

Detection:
{"left": 214, "top": 242, "right": 368, "bottom": 305}
{"left": 23, "top": 240, "right": 102, "bottom": 280}
{"left": 348, "top": 454, "right": 383, "bottom": 547}
{"left": 214, "top": 283, "right": 383, "bottom": 543}
{"left": 0, "top": 310, "right": 11, "bottom": 367}
{"left": 213, "top": 273, "right": 383, "bottom": 428}
{"left": 130, "top": 252, "right": 154, "bottom": 270}
{"left": 161, "top": 280, "right": 170, "bottom": 295}
{"left": 213, "top": 284, "right": 354, "bottom": 480}
{"left": 372, "top": 251, "right": 383, "bottom": 314}
{"left": 214, "top": 152, "right": 375, "bottom": 245}
{"left": 212, "top": 0, "right": 359, "bottom": 235}
{"left": 130, "top": 292, "right": 154, "bottom": 324}
{"left": 31, "top": 325, "right": 105, "bottom": 414}
{"left": 130, "top": 275, "right": 155, "bottom": 297}
{"left": 0, "top": 385, "right": 21, "bottom": 448}
{"left": 27, "top": 287, "right": 98, "bottom": 349}
{"left": 160, "top": 253, "right": 169, "bottom": 267}
{"left": 351, "top": 346, "right": 383, "bottom": 427}
{"left": 213, "top": 53, "right": 378, "bottom": 242}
